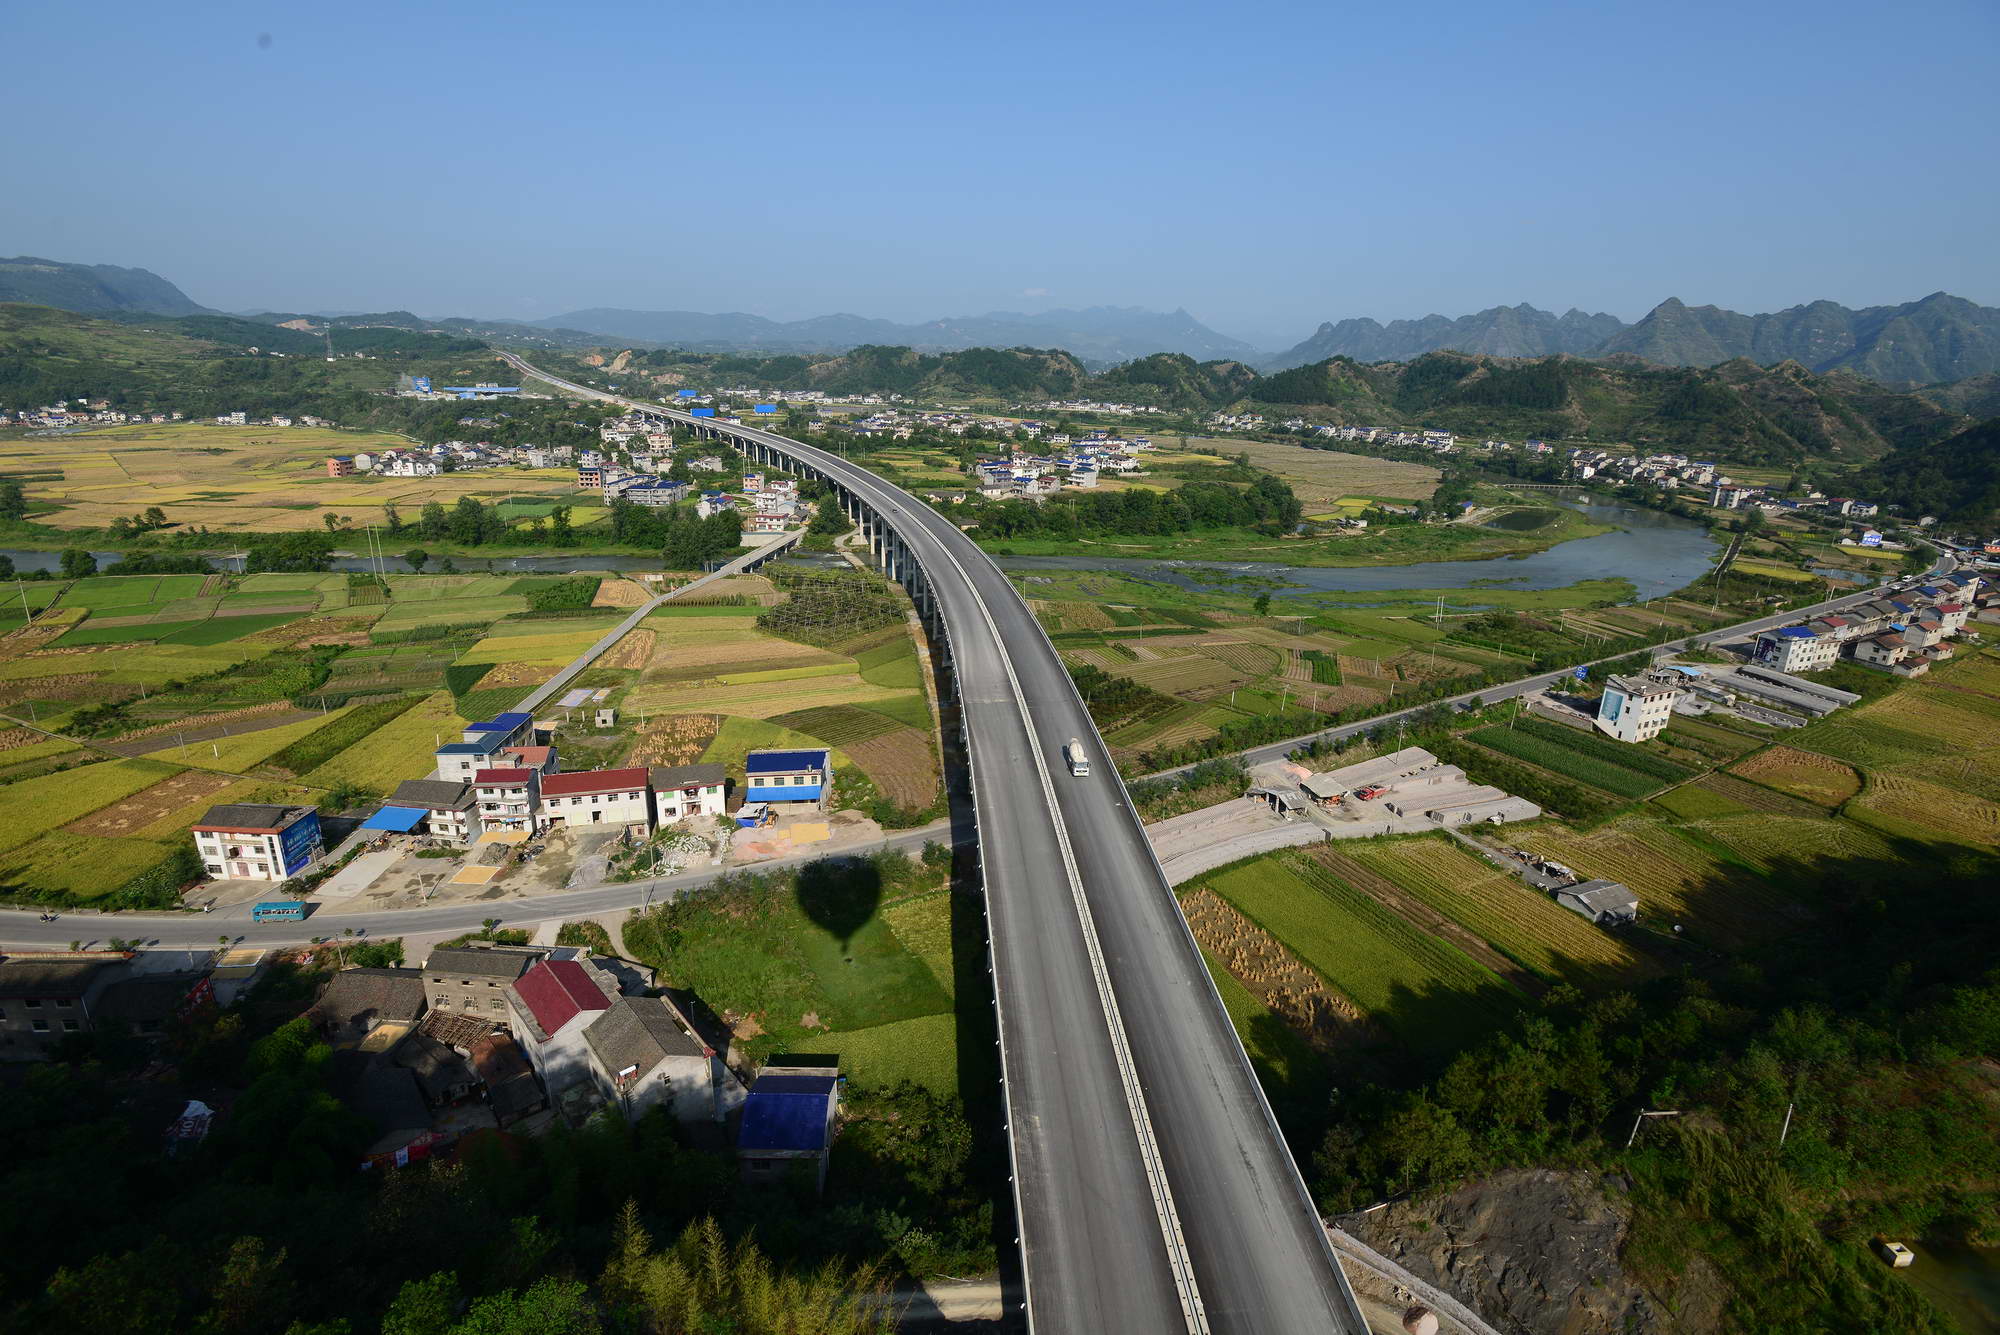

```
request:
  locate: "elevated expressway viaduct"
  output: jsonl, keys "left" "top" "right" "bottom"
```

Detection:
{"left": 499, "top": 354, "right": 1368, "bottom": 1334}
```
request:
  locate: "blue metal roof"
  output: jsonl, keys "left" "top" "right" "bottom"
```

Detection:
{"left": 737, "top": 1079, "right": 836, "bottom": 1152}
{"left": 745, "top": 748, "right": 828, "bottom": 773}
{"left": 467, "top": 711, "right": 531, "bottom": 734}
{"left": 1776, "top": 626, "right": 1817, "bottom": 638}
{"left": 436, "top": 738, "right": 502, "bottom": 755}
{"left": 359, "top": 805, "right": 427, "bottom": 832}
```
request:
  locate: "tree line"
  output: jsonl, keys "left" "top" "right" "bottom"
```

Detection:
{"left": 974, "top": 474, "right": 1303, "bottom": 540}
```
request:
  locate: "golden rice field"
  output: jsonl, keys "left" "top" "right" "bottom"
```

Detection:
{"left": 4, "top": 423, "right": 588, "bottom": 532}
{"left": 1851, "top": 772, "right": 2000, "bottom": 845}
{"left": 0, "top": 757, "right": 184, "bottom": 855}
{"left": 301, "top": 690, "right": 460, "bottom": 792}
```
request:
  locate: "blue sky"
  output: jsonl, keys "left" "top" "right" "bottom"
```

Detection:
{"left": 3, "top": 0, "right": 1995, "bottom": 346}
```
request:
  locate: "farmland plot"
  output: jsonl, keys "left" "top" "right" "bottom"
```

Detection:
{"left": 0, "top": 758, "right": 185, "bottom": 854}
{"left": 1196, "top": 852, "right": 1523, "bottom": 1054}
{"left": 1729, "top": 747, "right": 1862, "bottom": 806}
{"left": 1339, "top": 839, "right": 1658, "bottom": 988}
{"left": 1470, "top": 726, "right": 1670, "bottom": 799}
{"left": 1850, "top": 773, "right": 2000, "bottom": 845}
{"left": 1517, "top": 820, "right": 1806, "bottom": 949}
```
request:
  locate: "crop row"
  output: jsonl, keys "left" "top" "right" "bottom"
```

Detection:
{"left": 1341, "top": 841, "right": 1657, "bottom": 986}
{"left": 1469, "top": 726, "right": 1667, "bottom": 799}
{"left": 1509, "top": 716, "right": 1692, "bottom": 782}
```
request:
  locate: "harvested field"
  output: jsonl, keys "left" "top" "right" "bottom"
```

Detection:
{"left": 65, "top": 769, "right": 236, "bottom": 836}
{"left": 591, "top": 579, "right": 652, "bottom": 608}
{"left": 1332, "top": 840, "right": 1658, "bottom": 989}
{"left": 1851, "top": 773, "right": 2000, "bottom": 845}
{"left": 1202, "top": 641, "right": 1283, "bottom": 675}
{"left": 246, "top": 615, "right": 377, "bottom": 647}
{"left": 111, "top": 699, "right": 297, "bottom": 745}
{"left": 472, "top": 661, "right": 554, "bottom": 690}
{"left": 1178, "top": 887, "right": 1375, "bottom": 1051}
{"left": 1215, "top": 437, "right": 1438, "bottom": 508}
{"left": 0, "top": 672, "right": 114, "bottom": 710}
{"left": 598, "top": 628, "right": 655, "bottom": 671}
{"left": 846, "top": 730, "right": 940, "bottom": 808}
{"left": 627, "top": 713, "right": 721, "bottom": 767}
{"left": 1694, "top": 772, "right": 1829, "bottom": 820}
{"left": 1730, "top": 746, "right": 1862, "bottom": 806}
{"left": 1296, "top": 683, "right": 1388, "bottom": 713}
{"left": 1118, "top": 656, "right": 1240, "bottom": 695}
{"left": 1055, "top": 602, "right": 1113, "bottom": 631}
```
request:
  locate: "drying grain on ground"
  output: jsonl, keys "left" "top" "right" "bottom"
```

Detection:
{"left": 1178, "top": 886, "right": 1374, "bottom": 1050}
{"left": 628, "top": 713, "right": 721, "bottom": 766}
{"left": 598, "top": 628, "right": 656, "bottom": 671}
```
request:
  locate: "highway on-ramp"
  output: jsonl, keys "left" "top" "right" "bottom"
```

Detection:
{"left": 498, "top": 353, "right": 1369, "bottom": 1333}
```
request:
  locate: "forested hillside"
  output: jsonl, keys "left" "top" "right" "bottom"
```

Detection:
{"left": 1849, "top": 418, "right": 2000, "bottom": 526}
{"left": 0, "top": 305, "right": 598, "bottom": 447}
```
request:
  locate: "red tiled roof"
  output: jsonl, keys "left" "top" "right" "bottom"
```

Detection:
{"left": 511, "top": 959, "right": 611, "bottom": 1035}
{"left": 540, "top": 767, "right": 649, "bottom": 797}
{"left": 473, "top": 767, "right": 532, "bottom": 784}
{"left": 502, "top": 746, "right": 553, "bottom": 764}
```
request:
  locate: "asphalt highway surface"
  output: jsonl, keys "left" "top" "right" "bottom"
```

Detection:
{"left": 494, "top": 354, "right": 1370, "bottom": 1333}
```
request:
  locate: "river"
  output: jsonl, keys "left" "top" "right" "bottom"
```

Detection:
{"left": 1, "top": 493, "right": 1719, "bottom": 594}
{"left": 993, "top": 491, "right": 1725, "bottom": 599}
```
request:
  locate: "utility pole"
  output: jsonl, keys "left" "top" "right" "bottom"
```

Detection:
{"left": 1778, "top": 1101, "right": 1795, "bottom": 1147}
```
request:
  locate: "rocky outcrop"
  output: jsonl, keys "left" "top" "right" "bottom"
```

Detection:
{"left": 1336, "top": 1168, "right": 1726, "bottom": 1335}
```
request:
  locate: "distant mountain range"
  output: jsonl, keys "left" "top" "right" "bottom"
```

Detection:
{"left": 0, "top": 256, "right": 208, "bottom": 317}
{"left": 5, "top": 251, "right": 1998, "bottom": 390}
{"left": 532, "top": 305, "right": 1258, "bottom": 366}
{"left": 1267, "top": 305, "right": 1626, "bottom": 368}
{"left": 1266, "top": 293, "right": 2000, "bottom": 387}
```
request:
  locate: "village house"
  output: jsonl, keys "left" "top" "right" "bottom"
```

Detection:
{"left": 538, "top": 767, "right": 652, "bottom": 832}
{"left": 472, "top": 768, "right": 542, "bottom": 834}
{"left": 193, "top": 803, "right": 323, "bottom": 882}
{"left": 506, "top": 956, "right": 620, "bottom": 1098}
{"left": 737, "top": 1062, "right": 841, "bottom": 1192}
{"left": 422, "top": 944, "right": 543, "bottom": 1021}
{"left": 651, "top": 763, "right": 727, "bottom": 824}
{"left": 382, "top": 779, "right": 480, "bottom": 843}
{"left": 582, "top": 995, "right": 743, "bottom": 1124}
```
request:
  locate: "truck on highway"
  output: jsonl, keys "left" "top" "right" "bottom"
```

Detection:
{"left": 1064, "top": 738, "right": 1090, "bottom": 777}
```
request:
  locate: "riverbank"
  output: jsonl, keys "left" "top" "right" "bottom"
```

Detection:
{"left": 980, "top": 503, "right": 1614, "bottom": 568}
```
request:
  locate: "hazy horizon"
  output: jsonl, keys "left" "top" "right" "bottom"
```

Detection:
{"left": 3, "top": 0, "right": 1996, "bottom": 341}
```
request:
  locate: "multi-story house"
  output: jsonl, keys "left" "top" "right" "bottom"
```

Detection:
{"left": 192, "top": 803, "right": 323, "bottom": 882}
